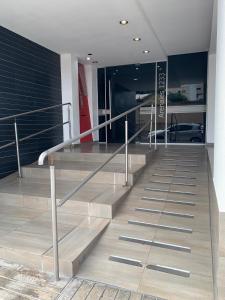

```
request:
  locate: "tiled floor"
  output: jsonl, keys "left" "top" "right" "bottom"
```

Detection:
{"left": 0, "top": 145, "right": 213, "bottom": 299}
{"left": 77, "top": 146, "right": 213, "bottom": 300}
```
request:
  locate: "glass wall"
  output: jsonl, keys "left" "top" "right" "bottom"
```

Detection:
{"left": 98, "top": 52, "right": 208, "bottom": 144}
{"left": 98, "top": 63, "right": 156, "bottom": 143}
{"left": 166, "top": 52, "right": 207, "bottom": 143}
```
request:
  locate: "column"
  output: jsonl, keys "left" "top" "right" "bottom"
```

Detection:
{"left": 206, "top": 53, "right": 216, "bottom": 145}
{"left": 214, "top": 0, "right": 225, "bottom": 211}
{"left": 60, "top": 54, "right": 80, "bottom": 142}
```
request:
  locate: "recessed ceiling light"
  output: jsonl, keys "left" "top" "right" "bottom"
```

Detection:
{"left": 119, "top": 20, "right": 128, "bottom": 25}
{"left": 133, "top": 78, "right": 138, "bottom": 81}
{"left": 133, "top": 37, "right": 141, "bottom": 41}
{"left": 136, "top": 67, "right": 139, "bottom": 70}
{"left": 86, "top": 57, "right": 91, "bottom": 61}
{"left": 143, "top": 50, "right": 150, "bottom": 54}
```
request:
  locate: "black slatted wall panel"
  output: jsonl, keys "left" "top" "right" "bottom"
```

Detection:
{"left": 0, "top": 26, "right": 63, "bottom": 178}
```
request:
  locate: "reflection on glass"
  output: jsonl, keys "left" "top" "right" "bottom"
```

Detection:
{"left": 168, "top": 52, "right": 207, "bottom": 106}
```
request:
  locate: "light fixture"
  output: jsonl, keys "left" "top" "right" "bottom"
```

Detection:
{"left": 133, "top": 78, "right": 138, "bottom": 81}
{"left": 88, "top": 53, "right": 93, "bottom": 56}
{"left": 133, "top": 37, "right": 141, "bottom": 41}
{"left": 143, "top": 50, "right": 150, "bottom": 54}
{"left": 86, "top": 57, "right": 91, "bottom": 61}
{"left": 136, "top": 67, "right": 139, "bottom": 70}
{"left": 92, "top": 61, "right": 98, "bottom": 64}
{"left": 119, "top": 20, "right": 128, "bottom": 25}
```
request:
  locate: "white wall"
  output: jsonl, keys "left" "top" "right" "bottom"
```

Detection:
{"left": 214, "top": 0, "right": 225, "bottom": 212}
{"left": 206, "top": 53, "right": 216, "bottom": 144}
{"left": 206, "top": 0, "right": 217, "bottom": 145}
{"left": 84, "top": 64, "right": 99, "bottom": 141}
{"left": 61, "top": 54, "right": 80, "bottom": 142}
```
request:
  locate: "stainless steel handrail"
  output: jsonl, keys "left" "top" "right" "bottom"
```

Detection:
{"left": 58, "top": 120, "right": 151, "bottom": 207}
{"left": 0, "top": 102, "right": 71, "bottom": 178}
{"left": 43, "top": 100, "right": 154, "bottom": 281}
{"left": 0, "top": 122, "right": 69, "bottom": 151}
{"left": 38, "top": 99, "right": 151, "bottom": 165}
{"left": 0, "top": 103, "right": 71, "bottom": 122}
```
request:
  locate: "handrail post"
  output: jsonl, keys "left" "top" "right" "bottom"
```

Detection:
{"left": 149, "top": 105, "right": 153, "bottom": 149}
{"left": 50, "top": 165, "right": 59, "bottom": 281}
{"left": 14, "top": 119, "right": 22, "bottom": 178}
{"left": 67, "top": 104, "right": 72, "bottom": 140}
{"left": 125, "top": 119, "right": 128, "bottom": 186}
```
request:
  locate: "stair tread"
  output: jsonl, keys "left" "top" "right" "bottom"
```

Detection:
{"left": 0, "top": 176, "right": 126, "bottom": 201}
{"left": 93, "top": 186, "right": 130, "bottom": 205}
{"left": 44, "top": 217, "right": 109, "bottom": 261}
{"left": 24, "top": 160, "right": 144, "bottom": 174}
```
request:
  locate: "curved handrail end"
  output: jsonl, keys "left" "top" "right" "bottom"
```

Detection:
{"left": 38, "top": 151, "right": 48, "bottom": 165}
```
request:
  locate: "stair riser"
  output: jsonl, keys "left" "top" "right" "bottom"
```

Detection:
{"left": 22, "top": 167, "right": 138, "bottom": 185}
{"left": 42, "top": 235, "right": 102, "bottom": 277}
{"left": 0, "top": 190, "right": 130, "bottom": 219}
{"left": 53, "top": 152, "right": 147, "bottom": 165}
{"left": 88, "top": 188, "right": 131, "bottom": 219}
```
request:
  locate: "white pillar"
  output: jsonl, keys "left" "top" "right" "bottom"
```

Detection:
{"left": 84, "top": 64, "right": 99, "bottom": 141}
{"left": 60, "top": 54, "right": 80, "bottom": 142}
{"left": 206, "top": 53, "right": 216, "bottom": 144}
{"left": 213, "top": 0, "right": 225, "bottom": 211}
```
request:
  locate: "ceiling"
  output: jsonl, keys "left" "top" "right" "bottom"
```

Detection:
{"left": 0, "top": 0, "right": 214, "bottom": 67}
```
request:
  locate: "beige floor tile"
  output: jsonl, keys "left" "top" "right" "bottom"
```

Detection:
{"left": 139, "top": 268, "right": 213, "bottom": 300}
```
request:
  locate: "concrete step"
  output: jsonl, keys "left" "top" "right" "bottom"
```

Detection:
{"left": 22, "top": 160, "right": 145, "bottom": 185}
{"left": 0, "top": 209, "right": 109, "bottom": 277}
{"left": 0, "top": 176, "right": 131, "bottom": 218}
{"left": 53, "top": 150, "right": 149, "bottom": 165}
{"left": 43, "top": 217, "right": 110, "bottom": 277}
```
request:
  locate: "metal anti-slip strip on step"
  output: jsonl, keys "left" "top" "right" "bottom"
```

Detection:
{"left": 135, "top": 207, "right": 194, "bottom": 218}
{"left": 109, "top": 255, "right": 143, "bottom": 267}
{"left": 160, "top": 163, "right": 199, "bottom": 167}
{"left": 145, "top": 187, "right": 196, "bottom": 195}
{"left": 175, "top": 170, "right": 198, "bottom": 173}
{"left": 141, "top": 196, "right": 195, "bottom": 206}
{"left": 162, "top": 159, "right": 198, "bottom": 163}
{"left": 155, "top": 168, "right": 198, "bottom": 173}
{"left": 147, "top": 264, "right": 190, "bottom": 278}
{"left": 108, "top": 256, "right": 191, "bottom": 279}
{"left": 152, "top": 174, "right": 196, "bottom": 179}
{"left": 149, "top": 181, "right": 196, "bottom": 187}
{"left": 163, "top": 155, "right": 200, "bottom": 158}
{"left": 128, "top": 220, "right": 193, "bottom": 233}
{"left": 119, "top": 235, "right": 191, "bottom": 253}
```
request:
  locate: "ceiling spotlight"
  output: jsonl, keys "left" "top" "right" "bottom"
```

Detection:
{"left": 136, "top": 67, "right": 139, "bottom": 70}
{"left": 86, "top": 57, "right": 91, "bottom": 61}
{"left": 133, "top": 37, "right": 141, "bottom": 41}
{"left": 133, "top": 78, "right": 138, "bottom": 81}
{"left": 143, "top": 50, "right": 150, "bottom": 54}
{"left": 119, "top": 20, "right": 128, "bottom": 25}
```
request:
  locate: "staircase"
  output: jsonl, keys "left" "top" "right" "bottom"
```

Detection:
{"left": 0, "top": 144, "right": 152, "bottom": 277}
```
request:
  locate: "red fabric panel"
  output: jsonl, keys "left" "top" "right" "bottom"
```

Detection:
{"left": 78, "top": 64, "right": 93, "bottom": 143}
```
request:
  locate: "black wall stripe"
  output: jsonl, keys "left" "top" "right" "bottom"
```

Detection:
{"left": 0, "top": 26, "right": 63, "bottom": 178}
